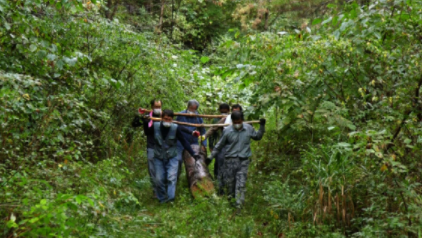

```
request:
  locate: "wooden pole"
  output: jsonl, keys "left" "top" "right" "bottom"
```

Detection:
{"left": 149, "top": 117, "right": 261, "bottom": 127}
{"left": 139, "top": 108, "right": 226, "bottom": 118}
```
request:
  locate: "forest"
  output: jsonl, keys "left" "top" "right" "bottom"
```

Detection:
{"left": 1, "top": 0, "right": 422, "bottom": 237}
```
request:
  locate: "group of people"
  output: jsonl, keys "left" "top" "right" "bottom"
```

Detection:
{"left": 132, "top": 99, "right": 265, "bottom": 209}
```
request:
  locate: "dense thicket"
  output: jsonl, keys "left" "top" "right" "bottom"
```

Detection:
{"left": 1, "top": 0, "right": 422, "bottom": 237}
{"left": 213, "top": 0, "right": 422, "bottom": 236}
{"left": 0, "top": 1, "right": 210, "bottom": 236}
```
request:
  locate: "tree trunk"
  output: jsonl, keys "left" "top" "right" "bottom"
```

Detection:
{"left": 264, "top": 9, "right": 269, "bottom": 30}
{"left": 105, "top": 0, "right": 119, "bottom": 20}
{"left": 156, "top": 0, "right": 165, "bottom": 34}
{"left": 183, "top": 145, "right": 215, "bottom": 198}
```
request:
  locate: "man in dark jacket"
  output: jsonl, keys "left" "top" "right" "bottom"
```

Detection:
{"left": 132, "top": 100, "right": 198, "bottom": 197}
{"left": 143, "top": 109, "right": 200, "bottom": 203}
{"left": 132, "top": 99, "right": 162, "bottom": 196}
{"left": 210, "top": 111, "right": 266, "bottom": 208}
{"left": 204, "top": 104, "right": 243, "bottom": 194}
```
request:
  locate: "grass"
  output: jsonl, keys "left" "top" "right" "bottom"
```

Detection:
{"left": 1, "top": 150, "right": 292, "bottom": 237}
{"left": 101, "top": 158, "right": 282, "bottom": 238}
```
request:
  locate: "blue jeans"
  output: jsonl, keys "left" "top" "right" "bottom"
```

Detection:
{"left": 154, "top": 156, "right": 180, "bottom": 203}
{"left": 176, "top": 146, "right": 184, "bottom": 162}
{"left": 147, "top": 148, "right": 156, "bottom": 194}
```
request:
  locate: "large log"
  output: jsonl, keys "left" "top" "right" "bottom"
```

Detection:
{"left": 183, "top": 144, "right": 215, "bottom": 198}
{"left": 139, "top": 108, "right": 227, "bottom": 118}
{"left": 150, "top": 117, "right": 261, "bottom": 127}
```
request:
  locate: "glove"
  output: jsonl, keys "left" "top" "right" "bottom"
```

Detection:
{"left": 259, "top": 118, "right": 266, "bottom": 125}
{"left": 131, "top": 115, "right": 143, "bottom": 128}
{"left": 192, "top": 131, "right": 200, "bottom": 137}
{"left": 205, "top": 156, "right": 213, "bottom": 165}
{"left": 193, "top": 155, "right": 201, "bottom": 161}
{"left": 138, "top": 108, "right": 146, "bottom": 114}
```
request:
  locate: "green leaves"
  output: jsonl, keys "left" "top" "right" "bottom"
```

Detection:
{"left": 29, "top": 44, "right": 37, "bottom": 52}
{"left": 213, "top": 2, "right": 422, "bottom": 234}
{"left": 200, "top": 56, "right": 210, "bottom": 64}
{"left": 312, "top": 18, "right": 322, "bottom": 25}
{"left": 2, "top": 0, "right": 422, "bottom": 237}
{"left": 327, "top": 3, "right": 336, "bottom": 8}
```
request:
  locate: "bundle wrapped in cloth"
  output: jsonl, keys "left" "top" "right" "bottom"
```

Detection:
{"left": 183, "top": 144, "right": 215, "bottom": 198}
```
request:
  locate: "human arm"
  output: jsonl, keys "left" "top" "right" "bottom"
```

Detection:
{"left": 250, "top": 119, "right": 266, "bottom": 141}
{"left": 179, "top": 125, "right": 195, "bottom": 135}
{"left": 204, "top": 118, "right": 225, "bottom": 139}
{"left": 210, "top": 132, "right": 227, "bottom": 159}
{"left": 142, "top": 117, "right": 154, "bottom": 136}
{"left": 176, "top": 127, "right": 196, "bottom": 157}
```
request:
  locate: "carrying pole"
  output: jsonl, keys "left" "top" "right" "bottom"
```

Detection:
{"left": 149, "top": 117, "right": 260, "bottom": 127}
{"left": 139, "top": 108, "right": 227, "bottom": 118}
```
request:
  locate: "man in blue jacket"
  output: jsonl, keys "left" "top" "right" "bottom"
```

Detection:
{"left": 132, "top": 99, "right": 163, "bottom": 196}
{"left": 176, "top": 100, "right": 207, "bottom": 174}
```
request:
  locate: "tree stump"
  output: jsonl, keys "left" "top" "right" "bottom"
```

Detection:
{"left": 183, "top": 145, "right": 215, "bottom": 198}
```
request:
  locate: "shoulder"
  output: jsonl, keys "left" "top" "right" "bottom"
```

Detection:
{"left": 243, "top": 123, "right": 253, "bottom": 130}
{"left": 176, "top": 111, "right": 186, "bottom": 120}
{"left": 224, "top": 125, "right": 234, "bottom": 133}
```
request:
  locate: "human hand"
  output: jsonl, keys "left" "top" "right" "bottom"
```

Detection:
{"left": 201, "top": 145, "right": 206, "bottom": 152}
{"left": 259, "top": 118, "right": 266, "bottom": 125}
{"left": 192, "top": 131, "right": 200, "bottom": 137}
{"left": 205, "top": 156, "right": 213, "bottom": 165}
{"left": 132, "top": 115, "right": 143, "bottom": 128}
{"left": 138, "top": 108, "right": 146, "bottom": 114}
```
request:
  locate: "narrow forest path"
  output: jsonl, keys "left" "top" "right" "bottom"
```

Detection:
{"left": 104, "top": 158, "right": 282, "bottom": 238}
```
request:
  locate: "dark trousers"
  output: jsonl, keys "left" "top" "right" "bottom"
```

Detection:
{"left": 214, "top": 147, "right": 226, "bottom": 194}
{"left": 220, "top": 157, "right": 250, "bottom": 207}
{"left": 146, "top": 148, "right": 156, "bottom": 194}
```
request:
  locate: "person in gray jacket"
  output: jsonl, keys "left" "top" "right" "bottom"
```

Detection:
{"left": 210, "top": 111, "right": 266, "bottom": 208}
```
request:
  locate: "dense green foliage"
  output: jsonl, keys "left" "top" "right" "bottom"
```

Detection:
{"left": 2, "top": 0, "right": 422, "bottom": 237}
{"left": 212, "top": 0, "right": 422, "bottom": 236}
